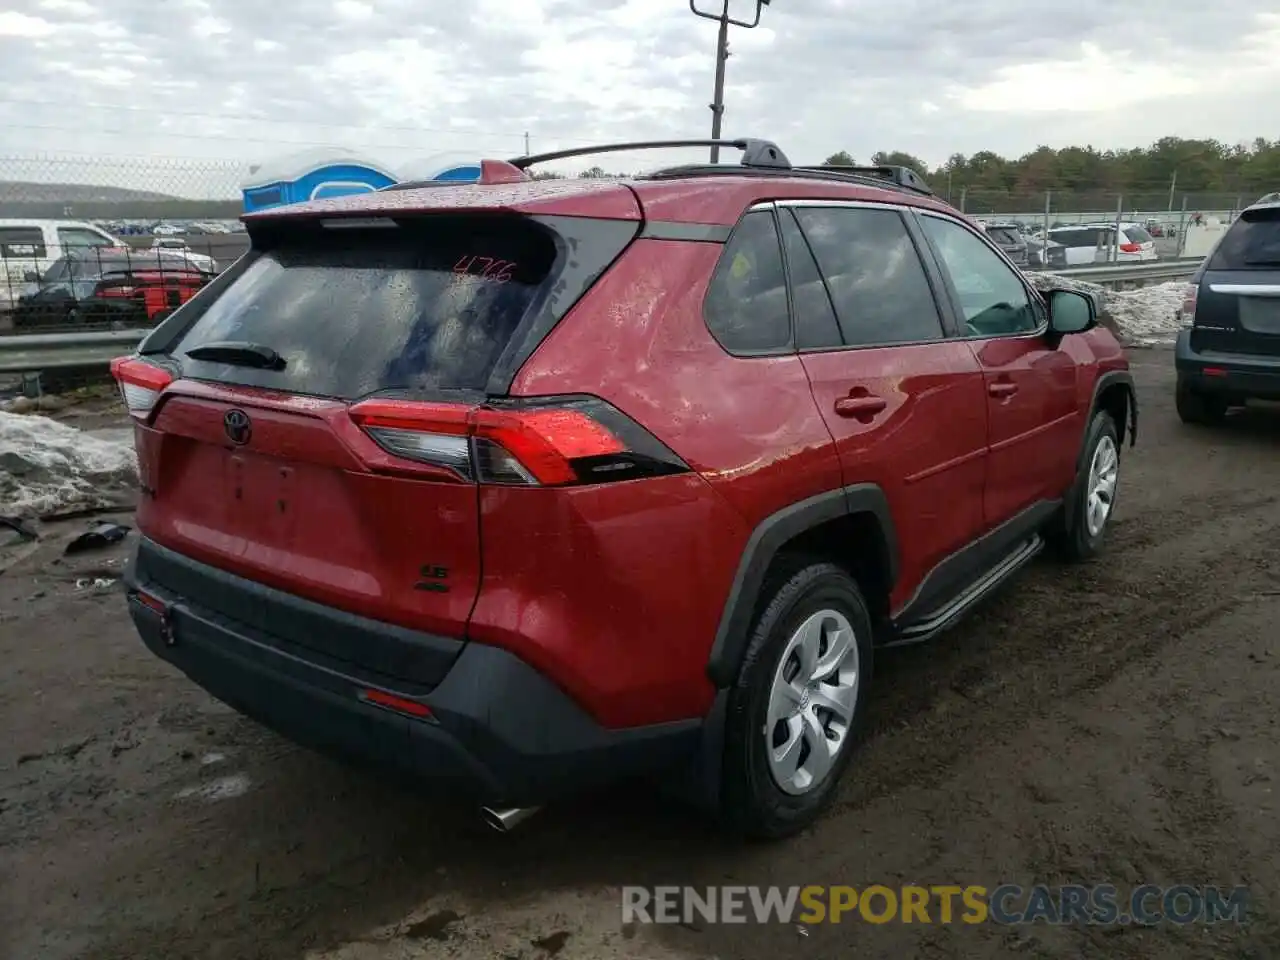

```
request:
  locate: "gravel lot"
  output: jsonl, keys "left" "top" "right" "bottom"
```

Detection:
{"left": 2, "top": 348, "right": 1278, "bottom": 960}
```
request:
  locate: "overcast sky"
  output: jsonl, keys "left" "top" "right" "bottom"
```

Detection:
{"left": 0, "top": 0, "right": 1277, "bottom": 195}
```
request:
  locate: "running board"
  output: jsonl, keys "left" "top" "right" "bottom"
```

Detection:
{"left": 885, "top": 535, "right": 1044, "bottom": 647}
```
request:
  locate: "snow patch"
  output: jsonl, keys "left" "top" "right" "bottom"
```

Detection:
{"left": 1106, "top": 281, "right": 1187, "bottom": 346}
{"left": 1026, "top": 274, "right": 1187, "bottom": 346}
{"left": 0, "top": 412, "right": 137, "bottom": 518}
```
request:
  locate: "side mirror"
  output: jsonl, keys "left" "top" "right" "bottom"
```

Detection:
{"left": 1047, "top": 289, "right": 1096, "bottom": 335}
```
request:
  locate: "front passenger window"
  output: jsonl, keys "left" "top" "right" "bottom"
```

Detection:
{"left": 921, "top": 215, "right": 1040, "bottom": 337}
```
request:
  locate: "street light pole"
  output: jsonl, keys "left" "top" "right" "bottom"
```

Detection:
{"left": 709, "top": 11, "right": 729, "bottom": 162}
{"left": 689, "top": 0, "right": 771, "bottom": 164}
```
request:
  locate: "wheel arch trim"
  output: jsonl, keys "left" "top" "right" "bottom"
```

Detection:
{"left": 1063, "top": 370, "right": 1135, "bottom": 533}
{"left": 1088, "top": 370, "right": 1137, "bottom": 450}
{"left": 705, "top": 483, "right": 898, "bottom": 689}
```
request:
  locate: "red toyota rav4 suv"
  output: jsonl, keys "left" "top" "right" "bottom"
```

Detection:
{"left": 115, "top": 140, "right": 1136, "bottom": 839}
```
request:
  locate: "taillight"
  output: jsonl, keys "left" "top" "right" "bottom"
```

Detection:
{"left": 1180, "top": 283, "right": 1198, "bottom": 326}
{"left": 1118, "top": 242, "right": 1142, "bottom": 253}
{"left": 95, "top": 283, "right": 135, "bottom": 298}
{"left": 110, "top": 356, "right": 174, "bottom": 418}
{"left": 348, "top": 396, "right": 688, "bottom": 487}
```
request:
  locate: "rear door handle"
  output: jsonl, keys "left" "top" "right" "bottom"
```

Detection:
{"left": 834, "top": 395, "right": 887, "bottom": 418}
{"left": 988, "top": 381, "right": 1018, "bottom": 398}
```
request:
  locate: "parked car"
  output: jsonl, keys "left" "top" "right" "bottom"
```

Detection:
{"left": 981, "top": 221, "right": 1028, "bottom": 267}
{"left": 149, "top": 236, "right": 217, "bottom": 273}
{"left": 1025, "top": 237, "right": 1066, "bottom": 268}
{"left": 1045, "top": 222, "right": 1159, "bottom": 265}
{"left": 11, "top": 249, "right": 212, "bottom": 329}
{"left": 112, "top": 139, "right": 1136, "bottom": 839}
{"left": 0, "top": 218, "right": 122, "bottom": 310}
{"left": 1175, "top": 197, "right": 1280, "bottom": 423}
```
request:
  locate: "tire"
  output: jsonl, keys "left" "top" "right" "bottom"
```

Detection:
{"left": 1050, "top": 411, "right": 1121, "bottom": 562}
{"left": 720, "top": 560, "right": 874, "bottom": 840}
{"left": 1176, "top": 380, "right": 1228, "bottom": 425}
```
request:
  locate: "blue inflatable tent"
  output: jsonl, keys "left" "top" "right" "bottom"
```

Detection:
{"left": 241, "top": 149, "right": 400, "bottom": 212}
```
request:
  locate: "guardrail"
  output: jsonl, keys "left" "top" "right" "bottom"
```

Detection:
{"left": 1044, "top": 258, "right": 1202, "bottom": 285}
{"left": 0, "top": 328, "right": 149, "bottom": 375}
{"left": 0, "top": 259, "right": 1203, "bottom": 377}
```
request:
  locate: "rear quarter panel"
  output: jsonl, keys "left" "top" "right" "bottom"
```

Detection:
{"left": 476, "top": 237, "right": 843, "bottom": 726}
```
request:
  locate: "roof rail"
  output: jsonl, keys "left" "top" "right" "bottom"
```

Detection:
{"left": 638, "top": 162, "right": 935, "bottom": 198}
{"left": 508, "top": 138, "right": 791, "bottom": 171}
{"left": 793, "top": 164, "right": 933, "bottom": 196}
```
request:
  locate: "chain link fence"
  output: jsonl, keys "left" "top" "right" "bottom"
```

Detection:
{"left": 0, "top": 154, "right": 247, "bottom": 221}
{"left": 0, "top": 154, "right": 254, "bottom": 333}
{"left": 0, "top": 152, "right": 1254, "bottom": 334}
{"left": 942, "top": 186, "right": 1255, "bottom": 218}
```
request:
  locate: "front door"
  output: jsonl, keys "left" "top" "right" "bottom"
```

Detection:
{"left": 782, "top": 203, "right": 989, "bottom": 611}
{"left": 916, "top": 212, "right": 1080, "bottom": 528}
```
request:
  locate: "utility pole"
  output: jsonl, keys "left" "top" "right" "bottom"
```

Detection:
{"left": 524, "top": 131, "right": 530, "bottom": 155}
{"left": 689, "top": 0, "right": 772, "bottom": 164}
{"left": 1168, "top": 170, "right": 1177, "bottom": 212}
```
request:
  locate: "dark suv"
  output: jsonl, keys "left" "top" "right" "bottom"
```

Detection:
{"left": 1176, "top": 198, "right": 1280, "bottom": 423}
{"left": 113, "top": 139, "right": 1136, "bottom": 839}
{"left": 982, "top": 221, "right": 1028, "bottom": 267}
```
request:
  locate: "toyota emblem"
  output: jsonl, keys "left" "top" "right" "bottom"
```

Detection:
{"left": 223, "top": 409, "right": 252, "bottom": 445}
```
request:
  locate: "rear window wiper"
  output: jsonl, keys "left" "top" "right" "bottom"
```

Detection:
{"left": 184, "top": 340, "right": 286, "bottom": 370}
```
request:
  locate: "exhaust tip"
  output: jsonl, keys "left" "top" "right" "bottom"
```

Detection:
{"left": 481, "top": 806, "right": 540, "bottom": 833}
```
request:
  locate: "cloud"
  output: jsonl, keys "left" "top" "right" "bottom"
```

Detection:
{"left": 0, "top": 0, "right": 1276, "bottom": 196}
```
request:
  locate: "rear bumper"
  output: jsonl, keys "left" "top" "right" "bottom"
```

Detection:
{"left": 1175, "top": 330, "right": 1280, "bottom": 400}
{"left": 124, "top": 537, "right": 701, "bottom": 806}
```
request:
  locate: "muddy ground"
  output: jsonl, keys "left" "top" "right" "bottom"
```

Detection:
{"left": 2, "top": 348, "right": 1278, "bottom": 960}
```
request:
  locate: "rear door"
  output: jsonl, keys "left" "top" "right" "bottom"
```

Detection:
{"left": 916, "top": 211, "right": 1080, "bottom": 527}
{"left": 784, "top": 201, "right": 989, "bottom": 608}
{"left": 131, "top": 212, "right": 636, "bottom": 662}
{"left": 1192, "top": 205, "right": 1280, "bottom": 357}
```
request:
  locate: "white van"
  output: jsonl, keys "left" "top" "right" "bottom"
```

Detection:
{"left": 0, "top": 219, "right": 123, "bottom": 309}
{"left": 1044, "top": 222, "right": 1160, "bottom": 266}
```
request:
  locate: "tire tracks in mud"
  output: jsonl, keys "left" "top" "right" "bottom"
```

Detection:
{"left": 825, "top": 488, "right": 1280, "bottom": 818}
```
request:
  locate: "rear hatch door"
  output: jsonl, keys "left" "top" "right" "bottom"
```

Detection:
{"left": 1193, "top": 206, "right": 1280, "bottom": 357}
{"left": 129, "top": 199, "right": 639, "bottom": 685}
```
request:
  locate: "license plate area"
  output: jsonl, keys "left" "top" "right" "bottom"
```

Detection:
{"left": 223, "top": 449, "right": 299, "bottom": 547}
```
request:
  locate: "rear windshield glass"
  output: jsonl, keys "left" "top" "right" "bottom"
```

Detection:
{"left": 1123, "top": 226, "right": 1153, "bottom": 244}
{"left": 987, "top": 227, "right": 1021, "bottom": 245}
{"left": 1209, "top": 208, "right": 1280, "bottom": 269}
{"left": 1049, "top": 228, "right": 1099, "bottom": 248}
{"left": 173, "top": 217, "right": 559, "bottom": 397}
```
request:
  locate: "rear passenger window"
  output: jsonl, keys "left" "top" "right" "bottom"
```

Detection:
{"left": 793, "top": 207, "right": 945, "bottom": 346}
{"left": 779, "top": 209, "right": 841, "bottom": 350}
{"left": 704, "top": 210, "right": 791, "bottom": 353}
